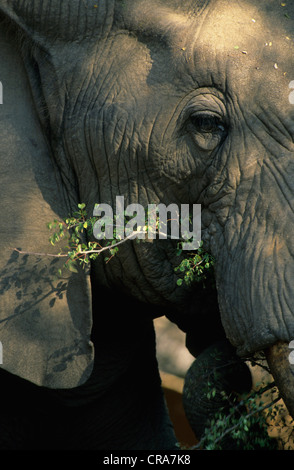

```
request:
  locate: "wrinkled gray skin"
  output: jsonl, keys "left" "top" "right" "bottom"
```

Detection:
{"left": 0, "top": 0, "right": 294, "bottom": 450}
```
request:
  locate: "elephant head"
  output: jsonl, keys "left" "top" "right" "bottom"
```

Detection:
{"left": 1, "top": 0, "right": 294, "bottom": 442}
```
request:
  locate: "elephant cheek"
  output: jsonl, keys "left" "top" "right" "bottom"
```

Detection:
{"left": 266, "top": 342, "right": 294, "bottom": 421}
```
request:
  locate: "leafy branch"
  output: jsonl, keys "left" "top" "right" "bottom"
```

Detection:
{"left": 174, "top": 245, "right": 214, "bottom": 286}
{"left": 190, "top": 380, "right": 283, "bottom": 450}
{"left": 16, "top": 204, "right": 148, "bottom": 273}
{"left": 185, "top": 354, "right": 294, "bottom": 451}
{"left": 15, "top": 203, "right": 215, "bottom": 283}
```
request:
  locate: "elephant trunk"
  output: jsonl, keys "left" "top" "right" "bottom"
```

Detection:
{"left": 183, "top": 339, "right": 252, "bottom": 448}
{"left": 265, "top": 341, "right": 294, "bottom": 421}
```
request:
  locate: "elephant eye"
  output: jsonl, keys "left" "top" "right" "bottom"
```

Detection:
{"left": 191, "top": 113, "right": 225, "bottom": 133}
{"left": 189, "top": 112, "right": 227, "bottom": 151}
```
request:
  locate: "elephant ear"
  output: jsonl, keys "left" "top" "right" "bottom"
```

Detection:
{"left": 0, "top": 3, "right": 94, "bottom": 388}
{"left": 0, "top": 0, "right": 111, "bottom": 44}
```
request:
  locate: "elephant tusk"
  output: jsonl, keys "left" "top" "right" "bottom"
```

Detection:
{"left": 265, "top": 341, "right": 294, "bottom": 420}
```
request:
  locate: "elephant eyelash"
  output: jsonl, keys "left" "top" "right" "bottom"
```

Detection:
{"left": 190, "top": 113, "right": 227, "bottom": 135}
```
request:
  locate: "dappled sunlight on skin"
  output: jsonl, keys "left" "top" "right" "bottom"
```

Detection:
{"left": 124, "top": 0, "right": 192, "bottom": 35}
{"left": 0, "top": 24, "right": 93, "bottom": 389}
{"left": 73, "top": 1, "right": 294, "bottom": 373}
{"left": 0, "top": 247, "right": 93, "bottom": 388}
{"left": 185, "top": 1, "right": 294, "bottom": 110}
{"left": 261, "top": 237, "right": 286, "bottom": 258}
{"left": 1, "top": 0, "right": 294, "bottom": 449}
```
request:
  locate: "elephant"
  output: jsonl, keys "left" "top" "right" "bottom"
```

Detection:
{"left": 0, "top": 0, "right": 294, "bottom": 450}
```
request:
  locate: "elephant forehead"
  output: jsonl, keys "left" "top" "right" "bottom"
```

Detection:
{"left": 192, "top": 1, "right": 294, "bottom": 75}
{"left": 123, "top": 0, "right": 294, "bottom": 54}
{"left": 121, "top": 0, "right": 294, "bottom": 109}
{"left": 190, "top": 1, "right": 294, "bottom": 110}
{"left": 194, "top": 0, "right": 293, "bottom": 50}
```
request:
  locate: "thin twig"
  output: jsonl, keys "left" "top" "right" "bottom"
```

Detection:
{"left": 14, "top": 248, "right": 68, "bottom": 258}
{"left": 190, "top": 395, "right": 281, "bottom": 450}
{"left": 13, "top": 230, "right": 151, "bottom": 259}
